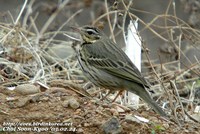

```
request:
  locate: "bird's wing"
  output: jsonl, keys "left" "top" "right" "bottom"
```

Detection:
{"left": 83, "top": 39, "right": 150, "bottom": 87}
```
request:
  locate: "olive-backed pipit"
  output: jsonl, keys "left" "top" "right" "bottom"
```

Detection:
{"left": 71, "top": 26, "right": 167, "bottom": 117}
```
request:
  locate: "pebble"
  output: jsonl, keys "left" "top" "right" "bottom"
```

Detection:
{"left": 101, "top": 117, "right": 122, "bottom": 134}
{"left": 14, "top": 84, "right": 40, "bottom": 95}
{"left": 62, "top": 97, "right": 80, "bottom": 109}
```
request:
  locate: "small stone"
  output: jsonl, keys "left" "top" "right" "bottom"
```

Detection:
{"left": 109, "top": 108, "right": 119, "bottom": 116}
{"left": 83, "top": 101, "right": 88, "bottom": 105}
{"left": 14, "top": 84, "right": 40, "bottom": 95}
{"left": 62, "top": 100, "right": 70, "bottom": 108}
{"left": 101, "top": 117, "right": 122, "bottom": 134}
{"left": 162, "top": 123, "right": 169, "bottom": 129}
{"left": 77, "top": 128, "right": 84, "bottom": 133}
{"left": 83, "top": 123, "right": 90, "bottom": 127}
{"left": 74, "top": 109, "right": 82, "bottom": 115}
{"left": 69, "top": 98, "right": 80, "bottom": 109}
{"left": 63, "top": 118, "right": 73, "bottom": 123}
{"left": 90, "top": 99, "right": 97, "bottom": 103}
{"left": 62, "top": 97, "right": 80, "bottom": 109}
{"left": 96, "top": 106, "right": 104, "bottom": 111}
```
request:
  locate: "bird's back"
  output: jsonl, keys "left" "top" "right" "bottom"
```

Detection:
{"left": 78, "top": 38, "right": 150, "bottom": 89}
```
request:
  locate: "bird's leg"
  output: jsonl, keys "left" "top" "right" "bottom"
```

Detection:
{"left": 90, "top": 88, "right": 106, "bottom": 96}
{"left": 100, "top": 90, "right": 114, "bottom": 101}
{"left": 100, "top": 90, "right": 124, "bottom": 102}
{"left": 112, "top": 90, "right": 124, "bottom": 102}
{"left": 90, "top": 88, "right": 112, "bottom": 101}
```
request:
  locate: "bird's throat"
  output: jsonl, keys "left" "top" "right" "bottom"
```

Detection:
{"left": 82, "top": 35, "right": 97, "bottom": 44}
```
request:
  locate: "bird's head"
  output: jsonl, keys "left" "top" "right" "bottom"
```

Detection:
{"left": 71, "top": 26, "right": 103, "bottom": 43}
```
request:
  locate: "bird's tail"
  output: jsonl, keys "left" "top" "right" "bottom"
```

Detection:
{"left": 141, "top": 91, "right": 167, "bottom": 117}
{"left": 129, "top": 84, "right": 167, "bottom": 117}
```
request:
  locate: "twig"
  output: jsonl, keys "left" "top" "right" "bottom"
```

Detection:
{"left": 22, "top": 0, "right": 35, "bottom": 28}
{"left": 104, "top": 0, "right": 116, "bottom": 43}
{"left": 170, "top": 80, "right": 186, "bottom": 118}
{"left": 184, "top": 110, "right": 200, "bottom": 123}
{"left": 15, "top": 0, "right": 28, "bottom": 25}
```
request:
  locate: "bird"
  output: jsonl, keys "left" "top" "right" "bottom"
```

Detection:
{"left": 71, "top": 25, "right": 167, "bottom": 117}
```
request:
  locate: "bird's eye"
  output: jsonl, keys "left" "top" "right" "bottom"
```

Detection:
{"left": 87, "top": 31, "right": 93, "bottom": 35}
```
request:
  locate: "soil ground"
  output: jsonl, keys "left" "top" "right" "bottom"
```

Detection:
{"left": 0, "top": 82, "right": 199, "bottom": 134}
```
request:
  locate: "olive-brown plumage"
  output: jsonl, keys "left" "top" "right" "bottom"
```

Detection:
{"left": 73, "top": 26, "right": 167, "bottom": 117}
